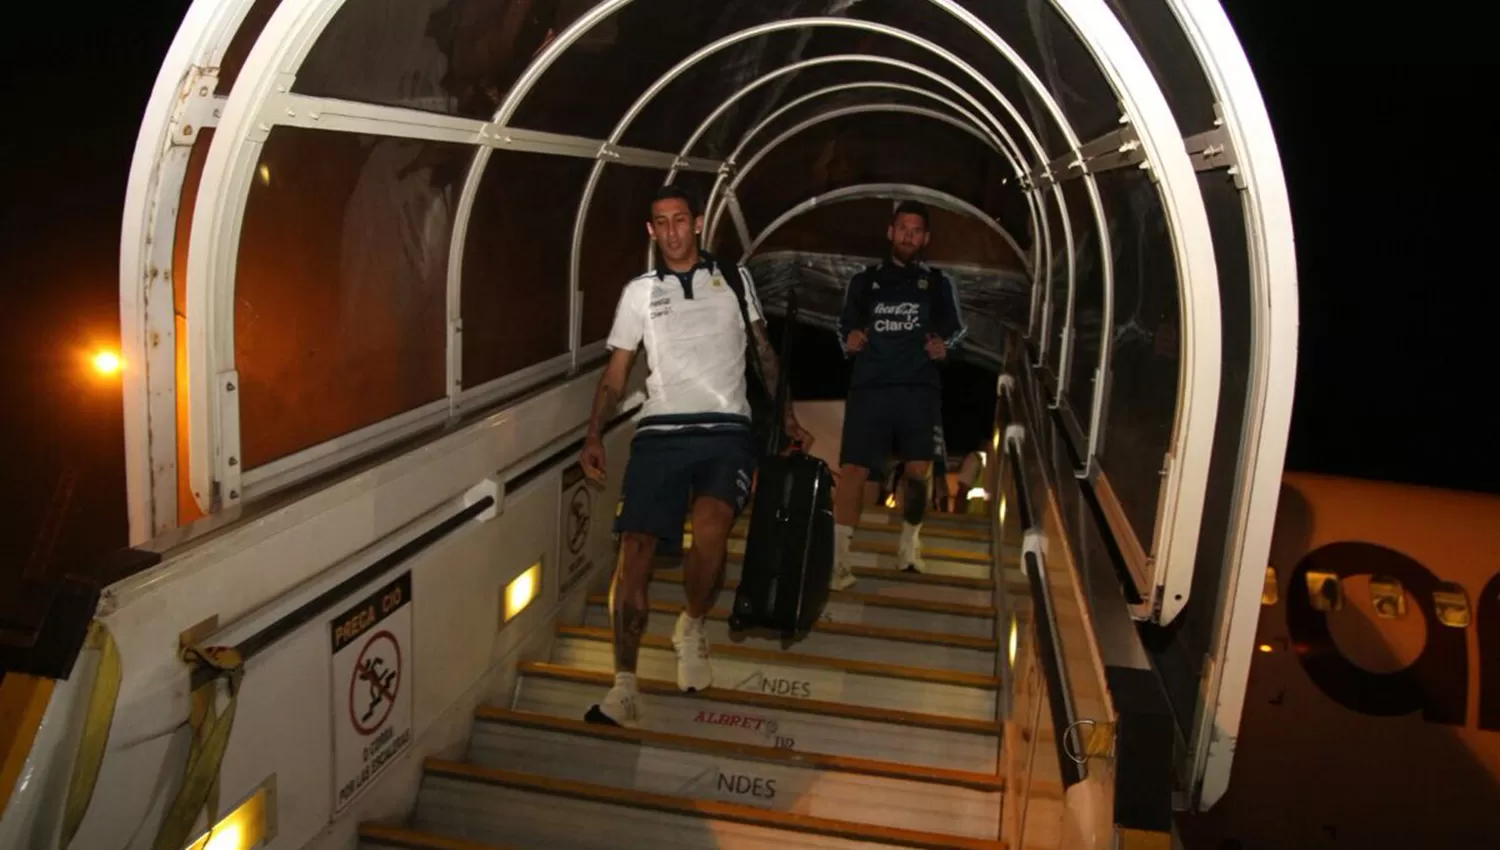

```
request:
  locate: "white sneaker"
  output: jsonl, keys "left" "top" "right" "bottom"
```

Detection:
{"left": 586, "top": 676, "right": 643, "bottom": 729}
{"left": 898, "top": 536, "right": 927, "bottom": 574}
{"left": 831, "top": 560, "right": 858, "bottom": 591}
{"left": 672, "top": 612, "right": 713, "bottom": 692}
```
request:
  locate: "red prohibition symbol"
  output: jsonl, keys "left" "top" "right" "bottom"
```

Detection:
{"left": 349, "top": 629, "right": 402, "bottom": 736}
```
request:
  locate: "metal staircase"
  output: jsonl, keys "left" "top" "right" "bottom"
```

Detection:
{"left": 356, "top": 509, "right": 1022, "bottom": 849}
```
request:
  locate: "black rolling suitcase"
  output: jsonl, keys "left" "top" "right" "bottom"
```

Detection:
{"left": 723, "top": 287, "right": 835, "bottom": 638}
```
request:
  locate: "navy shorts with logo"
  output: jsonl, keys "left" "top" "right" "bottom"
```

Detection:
{"left": 615, "top": 428, "right": 757, "bottom": 548}
{"left": 840, "top": 386, "right": 945, "bottom": 473}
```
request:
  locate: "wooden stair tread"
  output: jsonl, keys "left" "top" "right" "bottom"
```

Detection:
{"left": 557, "top": 625, "right": 1000, "bottom": 689}
{"left": 358, "top": 823, "right": 513, "bottom": 850}
{"left": 674, "top": 556, "right": 999, "bottom": 591}
{"left": 707, "top": 519, "right": 992, "bottom": 544}
{"left": 583, "top": 596, "right": 998, "bottom": 651}
{"left": 650, "top": 571, "right": 996, "bottom": 618}
{"left": 519, "top": 662, "right": 1002, "bottom": 735}
{"left": 475, "top": 706, "right": 1006, "bottom": 791}
{"left": 424, "top": 759, "right": 1009, "bottom": 850}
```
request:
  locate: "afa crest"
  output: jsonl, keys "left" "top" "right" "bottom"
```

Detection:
{"left": 919, "top": 278, "right": 930, "bottom": 290}
{"left": 710, "top": 276, "right": 725, "bottom": 289}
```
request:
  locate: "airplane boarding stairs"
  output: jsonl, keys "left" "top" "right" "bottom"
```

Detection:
{"left": 355, "top": 508, "right": 1033, "bottom": 850}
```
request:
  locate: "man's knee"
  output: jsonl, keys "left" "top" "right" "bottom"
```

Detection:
{"left": 689, "top": 498, "right": 734, "bottom": 548}
{"left": 840, "top": 463, "right": 871, "bottom": 484}
{"left": 617, "top": 533, "right": 656, "bottom": 588}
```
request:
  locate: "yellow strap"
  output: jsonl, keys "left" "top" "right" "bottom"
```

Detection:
{"left": 59, "top": 621, "right": 121, "bottom": 850}
{"left": 151, "top": 646, "right": 242, "bottom": 850}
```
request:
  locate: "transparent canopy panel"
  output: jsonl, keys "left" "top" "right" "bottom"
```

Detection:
{"left": 295, "top": 0, "right": 589, "bottom": 119}
{"left": 235, "top": 128, "right": 463, "bottom": 468}
{"left": 1062, "top": 176, "right": 1105, "bottom": 428}
{"left": 461, "top": 148, "right": 590, "bottom": 387}
{"left": 1095, "top": 164, "right": 1181, "bottom": 552}
{"left": 579, "top": 165, "right": 671, "bottom": 344}
{"left": 731, "top": 110, "right": 1012, "bottom": 236}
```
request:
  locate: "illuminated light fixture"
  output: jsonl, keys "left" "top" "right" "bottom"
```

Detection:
{"left": 186, "top": 781, "right": 274, "bottom": 850}
{"left": 257, "top": 163, "right": 271, "bottom": 186}
{"left": 1258, "top": 643, "right": 1273, "bottom": 654}
{"left": 92, "top": 350, "right": 122, "bottom": 376}
{"left": 884, "top": 493, "right": 897, "bottom": 509}
{"left": 1007, "top": 616, "right": 1019, "bottom": 667}
{"left": 967, "top": 487, "right": 989, "bottom": 500}
{"left": 504, "top": 561, "right": 542, "bottom": 622}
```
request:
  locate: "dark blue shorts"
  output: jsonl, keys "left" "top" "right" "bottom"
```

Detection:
{"left": 615, "top": 428, "right": 757, "bottom": 547}
{"left": 840, "top": 386, "right": 945, "bottom": 473}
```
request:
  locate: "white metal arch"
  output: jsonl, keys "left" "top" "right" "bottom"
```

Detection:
{"left": 118, "top": 0, "right": 264, "bottom": 541}
{"left": 713, "top": 103, "right": 1001, "bottom": 237}
{"left": 658, "top": 53, "right": 1050, "bottom": 339}
{"left": 560, "top": 13, "right": 1074, "bottom": 368}
{"left": 666, "top": 80, "right": 1035, "bottom": 276}
{"left": 1038, "top": 0, "right": 1223, "bottom": 625}
{"left": 747, "top": 182, "right": 1029, "bottom": 264}
{"left": 1163, "top": 0, "right": 1299, "bottom": 808}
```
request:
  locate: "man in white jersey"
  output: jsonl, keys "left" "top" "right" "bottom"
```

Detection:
{"left": 579, "top": 185, "right": 811, "bottom": 729}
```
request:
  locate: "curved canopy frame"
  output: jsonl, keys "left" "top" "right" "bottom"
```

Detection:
{"left": 747, "top": 182, "right": 1029, "bottom": 265}
{"left": 122, "top": 0, "right": 1277, "bottom": 640}
{"left": 118, "top": 0, "right": 1299, "bottom": 819}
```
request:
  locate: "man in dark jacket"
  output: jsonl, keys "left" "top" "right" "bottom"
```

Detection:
{"left": 831, "top": 201, "right": 966, "bottom": 589}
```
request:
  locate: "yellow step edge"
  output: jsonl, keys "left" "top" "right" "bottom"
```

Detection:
{"left": 583, "top": 596, "right": 999, "bottom": 652}
{"left": 701, "top": 519, "right": 993, "bottom": 544}
{"left": 556, "top": 625, "right": 1001, "bottom": 690}
{"left": 650, "top": 571, "right": 997, "bottom": 619}
{"left": 667, "top": 556, "right": 999, "bottom": 591}
{"left": 519, "top": 662, "right": 1003, "bottom": 736}
{"left": 475, "top": 706, "right": 1007, "bottom": 792}
{"left": 357, "top": 823, "right": 513, "bottom": 850}
{"left": 423, "top": 759, "right": 1009, "bottom": 850}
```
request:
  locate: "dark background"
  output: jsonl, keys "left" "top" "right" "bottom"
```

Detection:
{"left": 0, "top": 2, "right": 1490, "bottom": 583}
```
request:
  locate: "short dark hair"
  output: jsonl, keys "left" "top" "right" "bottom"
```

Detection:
{"left": 651, "top": 184, "right": 699, "bottom": 219}
{"left": 892, "top": 200, "right": 930, "bottom": 228}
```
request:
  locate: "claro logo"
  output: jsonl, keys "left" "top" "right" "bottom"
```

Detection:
{"left": 872, "top": 302, "right": 920, "bottom": 333}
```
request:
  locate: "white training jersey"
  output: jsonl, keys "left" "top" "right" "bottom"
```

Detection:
{"left": 606, "top": 258, "right": 764, "bottom": 434}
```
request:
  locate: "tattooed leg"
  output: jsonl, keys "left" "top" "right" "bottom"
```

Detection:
{"left": 611, "top": 532, "right": 657, "bottom": 672}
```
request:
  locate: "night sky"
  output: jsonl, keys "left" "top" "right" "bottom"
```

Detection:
{"left": 0, "top": 2, "right": 1489, "bottom": 586}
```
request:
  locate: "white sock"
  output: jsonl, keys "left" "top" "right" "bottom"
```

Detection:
{"left": 835, "top": 524, "right": 854, "bottom": 561}
{"left": 900, "top": 522, "right": 922, "bottom": 549}
{"left": 676, "top": 611, "right": 705, "bottom": 637}
{"left": 614, "top": 672, "right": 638, "bottom": 692}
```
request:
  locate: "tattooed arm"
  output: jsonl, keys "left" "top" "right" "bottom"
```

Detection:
{"left": 581, "top": 346, "right": 635, "bottom": 482}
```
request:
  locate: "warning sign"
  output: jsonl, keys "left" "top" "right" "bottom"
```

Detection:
{"left": 558, "top": 461, "right": 594, "bottom": 596}
{"left": 330, "top": 572, "right": 413, "bottom": 813}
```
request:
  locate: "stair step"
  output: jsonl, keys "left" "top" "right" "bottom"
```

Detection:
{"left": 467, "top": 708, "right": 1003, "bottom": 839}
{"left": 708, "top": 537, "right": 993, "bottom": 576}
{"left": 514, "top": 663, "right": 999, "bottom": 773}
{"left": 710, "top": 518, "right": 993, "bottom": 545}
{"left": 580, "top": 598, "right": 997, "bottom": 675}
{"left": 647, "top": 576, "right": 994, "bottom": 637}
{"left": 414, "top": 760, "right": 1008, "bottom": 850}
{"left": 552, "top": 627, "right": 996, "bottom": 719}
{"left": 359, "top": 824, "right": 512, "bottom": 849}
{"left": 660, "top": 560, "right": 996, "bottom": 608}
